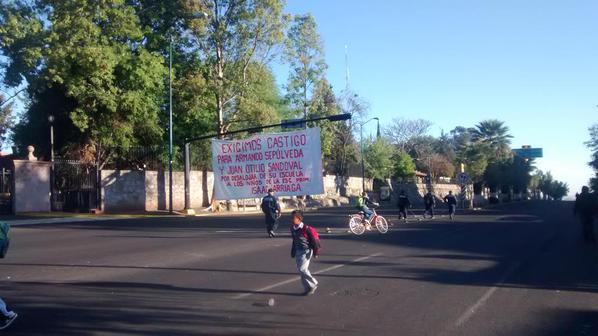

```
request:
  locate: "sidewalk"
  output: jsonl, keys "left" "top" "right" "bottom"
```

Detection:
{"left": 1, "top": 212, "right": 182, "bottom": 226}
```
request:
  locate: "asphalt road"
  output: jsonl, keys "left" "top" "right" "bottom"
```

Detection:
{"left": 2, "top": 201, "right": 598, "bottom": 336}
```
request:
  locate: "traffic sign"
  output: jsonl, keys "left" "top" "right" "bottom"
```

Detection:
{"left": 513, "top": 147, "right": 543, "bottom": 158}
{"left": 458, "top": 172, "right": 469, "bottom": 184}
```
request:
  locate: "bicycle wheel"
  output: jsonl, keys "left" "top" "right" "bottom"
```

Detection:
{"left": 375, "top": 216, "right": 389, "bottom": 234}
{"left": 349, "top": 216, "right": 366, "bottom": 235}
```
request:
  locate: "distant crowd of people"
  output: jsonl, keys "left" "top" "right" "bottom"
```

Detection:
{"left": 398, "top": 190, "right": 458, "bottom": 221}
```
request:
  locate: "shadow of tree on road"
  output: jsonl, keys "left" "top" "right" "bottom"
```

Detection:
{"left": 321, "top": 201, "right": 598, "bottom": 296}
{"left": 2, "top": 281, "right": 341, "bottom": 336}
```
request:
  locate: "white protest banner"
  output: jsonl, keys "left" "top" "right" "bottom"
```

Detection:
{"left": 211, "top": 127, "right": 324, "bottom": 200}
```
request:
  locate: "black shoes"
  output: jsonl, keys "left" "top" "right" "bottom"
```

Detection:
{"left": 303, "top": 286, "right": 318, "bottom": 296}
{"left": 0, "top": 313, "right": 17, "bottom": 330}
{"left": 268, "top": 231, "right": 276, "bottom": 238}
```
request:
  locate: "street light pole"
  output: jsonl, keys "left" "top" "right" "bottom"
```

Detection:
{"left": 359, "top": 117, "right": 380, "bottom": 193}
{"left": 168, "top": 35, "right": 174, "bottom": 214}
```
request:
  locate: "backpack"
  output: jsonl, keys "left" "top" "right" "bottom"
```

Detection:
{"left": 0, "top": 222, "right": 10, "bottom": 259}
{"left": 261, "top": 195, "right": 278, "bottom": 213}
{"left": 303, "top": 225, "right": 321, "bottom": 255}
{"left": 355, "top": 196, "right": 365, "bottom": 209}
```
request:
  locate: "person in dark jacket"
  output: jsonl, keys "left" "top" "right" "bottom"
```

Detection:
{"left": 574, "top": 186, "right": 597, "bottom": 243}
{"left": 423, "top": 192, "right": 436, "bottom": 219}
{"left": 290, "top": 210, "right": 319, "bottom": 295}
{"left": 443, "top": 191, "right": 458, "bottom": 220}
{"left": 261, "top": 189, "right": 281, "bottom": 238}
{"left": 397, "top": 190, "right": 411, "bottom": 222}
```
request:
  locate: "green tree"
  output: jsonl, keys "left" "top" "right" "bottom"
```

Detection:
{"left": 309, "top": 78, "right": 338, "bottom": 161}
{"left": 364, "top": 138, "right": 395, "bottom": 181}
{"left": 585, "top": 124, "right": 598, "bottom": 191}
{"left": 284, "top": 13, "right": 326, "bottom": 119}
{"left": 186, "top": 0, "right": 286, "bottom": 135}
{"left": 325, "top": 89, "right": 367, "bottom": 176}
{"left": 484, "top": 159, "right": 510, "bottom": 193}
{"left": 0, "top": 93, "right": 14, "bottom": 146}
{"left": 234, "top": 62, "right": 287, "bottom": 130}
{"left": 1, "top": 0, "right": 167, "bottom": 165}
{"left": 435, "top": 130, "right": 457, "bottom": 163}
{"left": 539, "top": 171, "right": 554, "bottom": 200}
{"left": 393, "top": 150, "right": 416, "bottom": 179}
{"left": 548, "top": 181, "right": 569, "bottom": 200}
{"left": 529, "top": 169, "right": 543, "bottom": 199}
{"left": 463, "top": 142, "right": 490, "bottom": 191}
{"left": 470, "top": 119, "right": 513, "bottom": 159}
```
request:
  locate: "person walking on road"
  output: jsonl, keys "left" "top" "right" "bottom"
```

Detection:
{"left": 574, "top": 186, "right": 597, "bottom": 243}
{"left": 423, "top": 192, "right": 436, "bottom": 219}
{"left": 0, "top": 222, "right": 17, "bottom": 330}
{"left": 261, "top": 188, "right": 281, "bottom": 238}
{"left": 444, "top": 191, "right": 458, "bottom": 220}
{"left": 290, "top": 210, "right": 320, "bottom": 295}
{"left": 397, "top": 190, "right": 411, "bottom": 222}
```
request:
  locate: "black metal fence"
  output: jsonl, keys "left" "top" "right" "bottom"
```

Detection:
{"left": 52, "top": 159, "right": 98, "bottom": 212}
{"left": 101, "top": 146, "right": 168, "bottom": 171}
{"left": 0, "top": 168, "right": 12, "bottom": 214}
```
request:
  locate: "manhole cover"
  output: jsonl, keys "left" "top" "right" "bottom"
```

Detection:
{"left": 331, "top": 288, "right": 380, "bottom": 297}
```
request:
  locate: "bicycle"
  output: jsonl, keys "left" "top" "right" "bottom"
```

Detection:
{"left": 348, "top": 206, "right": 389, "bottom": 235}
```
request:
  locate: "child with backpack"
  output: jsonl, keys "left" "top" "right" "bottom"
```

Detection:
{"left": 0, "top": 222, "right": 17, "bottom": 330}
{"left": 290, "top": 210, "right": 321, "bottom": 296}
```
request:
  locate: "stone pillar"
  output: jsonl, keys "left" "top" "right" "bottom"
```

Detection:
{"left": 12, "top": 159, "right": 51, "bottom": 213}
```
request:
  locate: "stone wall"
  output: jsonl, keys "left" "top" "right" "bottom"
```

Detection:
{"left": 391, "top": 181, "right": 465, "bottom": 207}
{"left": 100, "top": 169, "right": 369, "bottom": 212}
{"left": 101, "top": 169, "right": 214, "bottom": 212}
{"left": 13, "top": 160, "right": 51, "bottom": 213}
{"left": 101, "top": 170, "right": 145, "bottom": 212}
{"left": 322, "top": 175, "right": 371, "bottom": 197}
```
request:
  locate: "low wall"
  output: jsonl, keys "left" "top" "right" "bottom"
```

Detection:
{"left": 100, "top": 169, "right": 370, "bottom": 212}
{"left": 13, "top": 160, "right": 51, "bottom": 213}
{"left": 101, "top": 170, "right": 214, "bottom": 212}
{"left": 391, "top": 182, "right": 465, "bottom": 207}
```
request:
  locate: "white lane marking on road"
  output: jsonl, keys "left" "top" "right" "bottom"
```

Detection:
{"left": 232, "top": 252, "right": 383, "bottom": 300}
{"left": 454, "top": 262, "right": 520, "bottom": 327}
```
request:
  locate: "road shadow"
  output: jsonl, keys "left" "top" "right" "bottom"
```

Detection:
{"left": 321, "top": 201, "right": 598, "bottom": 296}
{"left": 513, "top": 308, "right": 598, "bottom": 336}
{"left": 1, "top": 281, "right": 336, "bottom": 336}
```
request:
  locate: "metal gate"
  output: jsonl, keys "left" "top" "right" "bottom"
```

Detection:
{"left": 52, "top": 160, "right": 98, "bottom": 212}
{"left": 0, "top": 167, "right": 12, "bottom": 214}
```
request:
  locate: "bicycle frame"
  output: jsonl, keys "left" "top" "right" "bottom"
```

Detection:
{"left": 356, "top": 208, "right": 379, "bottom": 225}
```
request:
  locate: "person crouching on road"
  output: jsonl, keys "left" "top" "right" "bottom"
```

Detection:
{"left": 290, "top": 210, "right": 319, "bottom": 295}
{"left": 261, "top": 188, "right": 281, "bottom": 238}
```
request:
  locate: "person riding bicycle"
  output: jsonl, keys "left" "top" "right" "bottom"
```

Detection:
{"left": 357, "top": 192, "right": 378, "bottom": 228}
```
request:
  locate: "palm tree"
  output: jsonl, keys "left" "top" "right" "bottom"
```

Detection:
{"left": 470, "top": 120, "right": 513, "bottom": 158}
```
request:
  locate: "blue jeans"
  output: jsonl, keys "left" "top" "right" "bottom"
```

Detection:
{"left": 295, "top": 249, "right": 318, "bottom": 291}
{"left": 361, "top": 206, "right": 374, "bottom": 220}
{"left": 448, "top": 204, "right": 456, "bottom": 214}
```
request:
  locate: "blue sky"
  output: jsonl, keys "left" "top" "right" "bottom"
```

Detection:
{"left": 273, "top": 0, "right": 598, "bottom": 197}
